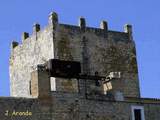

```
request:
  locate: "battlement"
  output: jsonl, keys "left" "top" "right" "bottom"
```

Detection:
{"left": 11, "top": 11, "right": 133, "bottom": 49}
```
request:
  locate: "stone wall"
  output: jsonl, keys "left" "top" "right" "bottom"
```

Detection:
{"left": 50, "top": 92, "right": 160, "bottom": 120}
{"left": 10, "top": 25, "right": 54, "bottom": 97}
{"left": 0, "top": 97, "right": 52, "bottom": 120}
{"left": 1, "top": 94, "right": 160, "bottom": 120}
{"left": 53, "top": 23, "right": 140, "bottom": 98}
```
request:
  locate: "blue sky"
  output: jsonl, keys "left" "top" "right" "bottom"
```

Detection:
{"left": 0, "top": 0, "right": 160, "bottom": 98}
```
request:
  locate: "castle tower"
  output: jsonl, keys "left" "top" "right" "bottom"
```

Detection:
{"left": 3, "top": 11, "right": 160, "bottom": 120}
{"left": 10, "top": 12, "right": 140, "bottom": 98}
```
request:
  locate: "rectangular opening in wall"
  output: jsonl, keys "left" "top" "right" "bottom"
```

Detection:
{"left": 48, "top": 59, "right": 81, "bottom": 78}
{"left": 131, "top": 106, "right": 145, "bottom": 120}
{"left": 134, "top": 109, "right": 141, "bottom": 120}
{"left": 29, "top": 80, "right": 31, "bottom": 95}
{"left": 50, "top": 77, "right": 56, "bottom": 91}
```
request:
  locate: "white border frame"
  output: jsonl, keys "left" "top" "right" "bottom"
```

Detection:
{"left": 131, "top": 106, "right": 145, "bottom": 120}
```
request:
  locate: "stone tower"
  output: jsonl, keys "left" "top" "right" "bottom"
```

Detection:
{"left": 0, "top": 11, "right": 158, "bottom": 120}
{"left": 10, "top": 12, "right": 140, "bottom": 99}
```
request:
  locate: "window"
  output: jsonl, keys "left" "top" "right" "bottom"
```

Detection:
{"left": 95, "top": 80, "right": 100, "bottom": 86}
{"left": 131, "top": 106, "right": 145, "bottom": 120}
{"left": 29, "top": 80, "right": 31, "bottom": 95}
{"left": 95, "top": 71, "right": 100, "bottom": 86}
{"left": 134, "top": 109, "right": 141, "bottom": 120}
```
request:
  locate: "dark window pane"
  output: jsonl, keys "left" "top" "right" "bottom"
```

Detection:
{"left": 134, "top": 109, "right": 141, "bottom": 120}
{"left": 95, "top": 80, "right": 100, "bottom": 86}
{"left": 29, "top": 81, "right": 31, "bottom": 95}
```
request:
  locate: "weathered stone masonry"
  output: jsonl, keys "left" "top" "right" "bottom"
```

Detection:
{"left": 0, "top": 11, "right": 160, "bottom": 120}
{"left": 10, "top": 12, "right": 140, "bottom": 98}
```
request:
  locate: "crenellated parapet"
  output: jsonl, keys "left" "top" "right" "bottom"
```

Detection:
{"left": 11, "top": 11, "right": 134, "bottom": 51}
{"left": 33, "top": 23, "right": 41, "bottom": 33}
{"left": 48, "top": 12, "right": 58, "bottom": 29}
{"left": 100, "top": 20, "right": 108, "bottom": 31}
{"left": 11, "top": 41, "right": 19, "bottom": 49}
{"left": 22, "top": 32, "right": 29, "bottom": 42}
{"left": 124, "top": 24, "right": 133, "bottom": 41}
{"left": 79, "top": 17, "right": 86, "bottom": 31}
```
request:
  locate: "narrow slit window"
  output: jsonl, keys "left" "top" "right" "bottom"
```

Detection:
{"left": 134, "top": 109, "right": 141, "bottom": 120}
{"left": 131, "top": 106, "right": 145, "bottom": 120}
{"left": 29, "top": 80, "right": 31, "bottom": 95}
